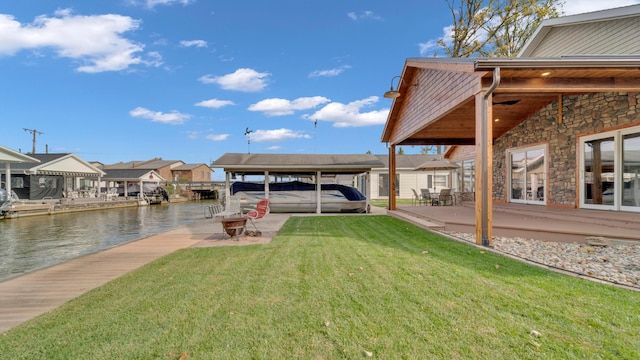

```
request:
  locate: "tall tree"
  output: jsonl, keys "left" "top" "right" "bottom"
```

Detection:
{"left": 437, "top": 0, "right": 562, "bottom": 58}
{"left": 489, "top": 0, "right": 562, "bottom": 57}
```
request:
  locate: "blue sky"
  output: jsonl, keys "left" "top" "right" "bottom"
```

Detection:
{"left": 1, "top": 0, "right": 639, "bottom": 176}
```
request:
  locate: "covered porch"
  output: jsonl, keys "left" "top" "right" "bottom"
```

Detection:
{"left": 381, "top": 57, "right": 640, "bottom": 246}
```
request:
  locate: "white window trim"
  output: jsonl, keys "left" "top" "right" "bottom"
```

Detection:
{"left": 506, "top": 143, "right": 547, "bottom": 205}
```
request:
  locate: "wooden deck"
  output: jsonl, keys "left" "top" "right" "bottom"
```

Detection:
{"left": 390, "top": 202, "right": 640, "bottom": 245}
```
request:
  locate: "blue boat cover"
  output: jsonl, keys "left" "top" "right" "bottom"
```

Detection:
{"left": 231, "top": 181, "right": 366, "bottom": 201}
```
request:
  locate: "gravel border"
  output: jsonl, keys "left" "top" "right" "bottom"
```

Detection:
{"left": 438, "top": 230, "right": 640, "bottom": 291}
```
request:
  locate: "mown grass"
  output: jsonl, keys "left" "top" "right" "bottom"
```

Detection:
{"left": 1, "top": 216, "right": 638, "bottom": 359}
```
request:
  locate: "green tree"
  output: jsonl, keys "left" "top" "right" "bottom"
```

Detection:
{"left": 397, "top": 147, "right": 405, "bottom": 155}
{"left": 437, "top": 0, "right": 563, "bottom": 58}
{"left": 421, "top": 145, "right": 444, "bottom": 154}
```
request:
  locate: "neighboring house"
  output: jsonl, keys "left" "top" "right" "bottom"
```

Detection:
{"left": 369, "top": 154, "right": 454, "bottom": 200}
{"left": 381, "top": 5, "right": 640, "bottom": 244}
{"left": 0, "top": 146, "right": 40, "bottom": 206}
{"left": 3, "top": 153, "right": 105, "bottom": 200}
{"left": 102, "top": 158, "right": 213, "bottom": 185}
{"left": 171, "top": 163, "right": 212, "bottom": 182}
{"left": 103, "top": 158, "right": 184, "bottom": 181}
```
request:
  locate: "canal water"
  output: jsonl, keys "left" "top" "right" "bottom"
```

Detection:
{"left": 0, "top": 201, "right": 216, "bottom": 282}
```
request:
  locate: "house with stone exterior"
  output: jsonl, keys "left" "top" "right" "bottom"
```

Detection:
{"left": 381, "top": 5, "right": 640, "bottom": 244}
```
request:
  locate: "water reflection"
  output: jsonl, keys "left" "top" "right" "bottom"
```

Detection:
{"left": 0, "top": 201, "right": 215, "bottom": 282}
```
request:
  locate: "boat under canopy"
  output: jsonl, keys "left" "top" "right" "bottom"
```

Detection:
{"left": 231, "top": 181, "right": 367, "bottom": 213}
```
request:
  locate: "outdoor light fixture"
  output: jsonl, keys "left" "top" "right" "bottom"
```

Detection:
{"left": 383, "top": 76, "right": 417, "bottom": 99}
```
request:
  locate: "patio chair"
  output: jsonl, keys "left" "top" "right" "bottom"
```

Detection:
{"left": 244, "top": 198, "right": 270, "bottom": 233}
{"left": 420, "top": 188, "right": 432, "bottom": 205}
{"left": 411, "top": 189, "right": 425, "bottom": 205}
{"left": 433, "top": 188, "right": 453, "bottom": 206}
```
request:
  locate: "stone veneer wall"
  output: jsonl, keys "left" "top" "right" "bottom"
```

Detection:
{"left": 492, "top": 92, "right": 640, "bottom": 207}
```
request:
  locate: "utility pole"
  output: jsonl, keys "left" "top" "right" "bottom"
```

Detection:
{"left": 23, "top": 128, "right": 44, "bottom": 154}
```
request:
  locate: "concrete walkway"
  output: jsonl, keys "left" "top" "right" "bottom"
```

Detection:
{"left": 0, "top": 213, "right": 291, "bottom": 333}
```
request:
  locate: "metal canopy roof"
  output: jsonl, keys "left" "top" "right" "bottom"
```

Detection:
{"left": 211, "top": 153, "right": 385, "bottom": 176}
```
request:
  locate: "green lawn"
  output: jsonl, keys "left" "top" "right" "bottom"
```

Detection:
{"left": 1, "top": 216, "right": 638, "bottom": 359}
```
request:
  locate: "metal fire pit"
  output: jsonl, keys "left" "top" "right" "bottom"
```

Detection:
{"left": 220, "top": 217, "right": 247, "bottom": 240}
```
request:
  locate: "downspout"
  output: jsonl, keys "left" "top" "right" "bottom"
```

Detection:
{"left": 481, "top": 67, "right": 500, "bottom": 247}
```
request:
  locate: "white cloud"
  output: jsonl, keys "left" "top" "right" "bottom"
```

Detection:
{"left": 195, "top": 98, "right": 235, "bottom": 109}
{"left": 308, "top": 65, "right": 352, "bottom": 78}
{"left": 0, "top": 10, "right": 155, "bottom": 73}
{"left": 206, "top": 133, "right": 230, "bottom": 141}
{"left": 248, "top": 96, "right": 330, "bottom": 116}
{"left": 198, "top": 68, "right": 270, "bottom": 92}
{"left": 266, "top": 145, "right": 281, "bottom": 150}
{"left": 562, "top": 0, "right": 640, "bottom": 15}
{"left": 146, "top": 0, "right": 195, "bottom": 8}
{"left": 250, "top": 128, "right": 311, "bottom": 142}
{"left": 418, "top": 24, "right": 454, "bottom": 56}
{"left": 180, "top": 39, "right": 207, "bottom": 48}
{"left": 347, "top": 11, "right": 383, "bottom": 21}
{"left": 186, "top": 131, "right": 199, "bottom": 139}
{"left": 303, "top": 96, "right": 389, "bottom": 128}
{"left": 129, "top": 107, "right": 190, "bottom": 125}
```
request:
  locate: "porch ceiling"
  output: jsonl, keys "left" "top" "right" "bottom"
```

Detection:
{"left": 384, "top": 59, "right": 640, "bottom": 147}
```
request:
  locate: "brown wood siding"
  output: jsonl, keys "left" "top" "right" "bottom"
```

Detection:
{"left": 448, "top": 145, "right": 476, "bottom": 162}
{"left": 530, "top": 17, "right": 640, "bottom": 57}
{"left": 387, "top": 69, "right": 482, "bottom": 145}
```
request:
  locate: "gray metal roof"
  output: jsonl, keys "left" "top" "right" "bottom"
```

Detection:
{"left": 104, "top": 158, "right": 183, "bottom": 170}
{"left": 101, "top": 169, "right": 165, "bottom": 181}
{"left": 519, "top": 4, "right": 640, "bottom": 57}
{"left": 0, "top": 146, "right": 40, "bottom": 164}
{"left": 211, "top": 153, "right": 384, "bottom": 175}
{"left": 374, "top": 154, "right": 443, "bottom": 170}
{"left": 8, "top": 153, "right": 105, "bottom": 177}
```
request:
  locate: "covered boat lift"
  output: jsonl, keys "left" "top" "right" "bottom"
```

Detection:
{"left": 211, "top": 153, "right": 385, "bottom": 214}
{"left": 0, "top": 146, "right": 40, "bottom": 212}
{"left": 100, "top": 169, "right": 166, "bottom": 205}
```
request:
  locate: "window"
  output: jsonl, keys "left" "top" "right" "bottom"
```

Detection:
{"left": 462, "top": 160, "right": 475, "bottom": 192}
{"left": 378, "top": 173, "right": 399, "bottom": 197}
{"left": 507, "top": 145, "right": 546, "bottom": 204}
{"left": 581, "top": 125, "right": 640, "bottom": 211}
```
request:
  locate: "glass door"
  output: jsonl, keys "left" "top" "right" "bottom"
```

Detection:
{"left": 581, "top": 134, "right": 616, "bottom": 210}
{"left": 580, "top": 126, "right": 640, "bottom": 212}
{"left": 621, "top": 131, "right": 640, "bottom": 211}
{"left": 508, "top": 145, "right": 546, "bottom": 204}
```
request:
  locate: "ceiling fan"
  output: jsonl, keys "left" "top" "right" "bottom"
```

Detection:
{"left": 492, "top": 99, "right": 520, "bottom": 106}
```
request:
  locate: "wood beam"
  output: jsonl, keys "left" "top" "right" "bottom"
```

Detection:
{"left": 398, "top": 138, "right": 476, "bottom": 146}
{"left": 475, "top": 92, "right": 493, "bottom": 246}
{"left": 389, "top": 145, "right": 396, "bottom": 211}
{"left": 558, "top": 95, "right": 563, "bottom": 125}
{"left": 483, "top": 77, "right": 640, "bottom": 93}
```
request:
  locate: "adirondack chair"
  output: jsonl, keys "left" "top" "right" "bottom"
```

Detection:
{"left": 244, "top": 198, "right": 270, "bottom": 233}
{"left": 212, "top": 195, "right": 242, "bottom": 218}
